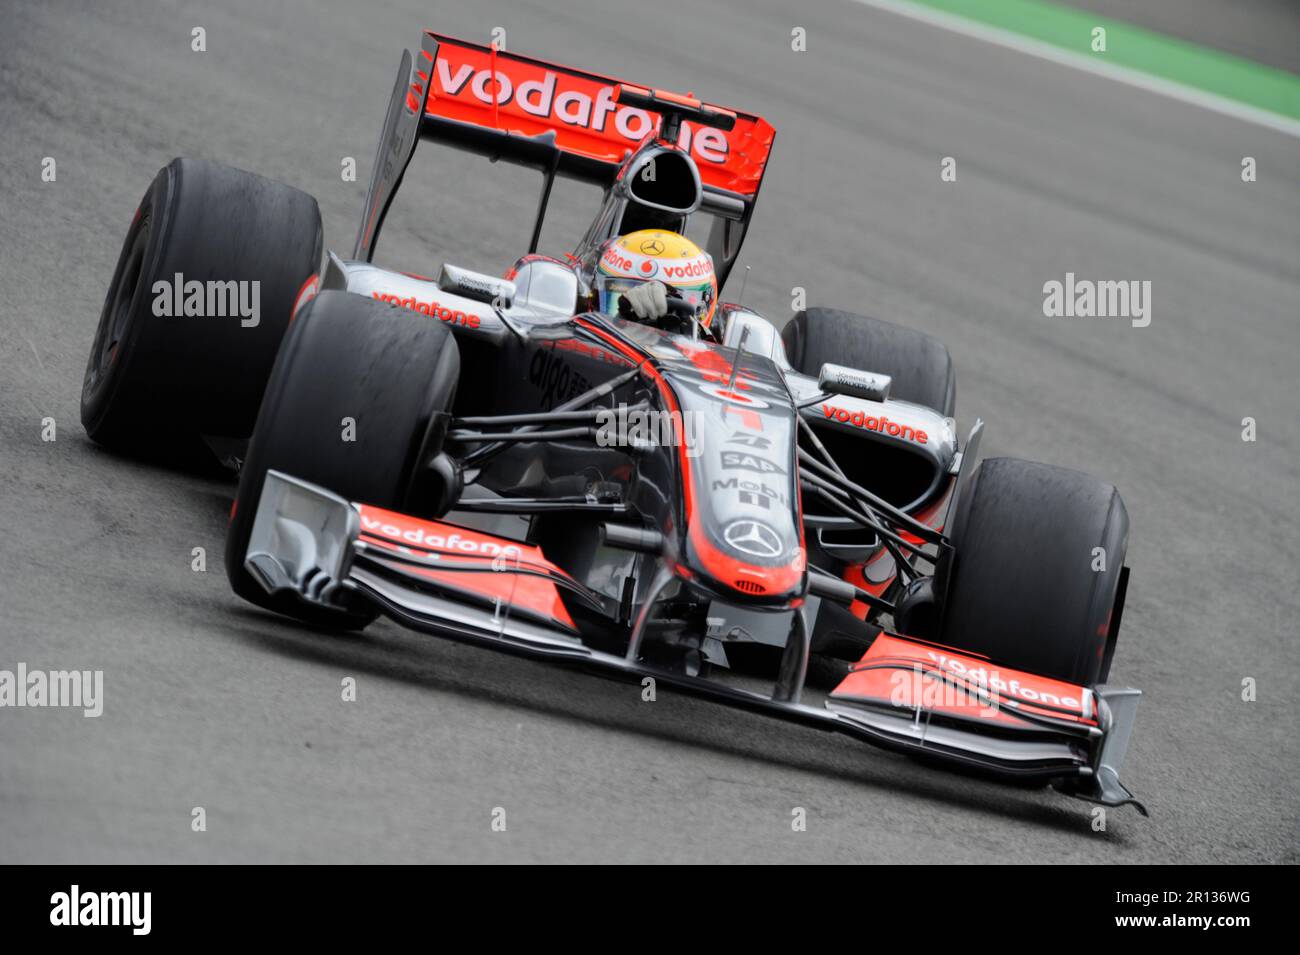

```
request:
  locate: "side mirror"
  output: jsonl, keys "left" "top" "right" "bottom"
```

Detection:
{"left": 508, "top": 258, "right": 579, "bottom": 316}
{"left": 818, "top": 362, "right": 891, "bottom": 402}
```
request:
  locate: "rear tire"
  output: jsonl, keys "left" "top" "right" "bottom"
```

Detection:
{"left": 781, "top": 308, "right": 955, "bottom": 416}
{"left": 784, "top": 308, "right": 956, "bottom": 590}
{"left": 225, "top": 291, "right": 461, "bottom": 628}
{"left": 81, "top": 157, "right": 322, "bottom": 457}
{"left": 937, "top": 458, "right": 1129, "bottom": 685}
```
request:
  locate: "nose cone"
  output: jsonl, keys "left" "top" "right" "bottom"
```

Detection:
{"left": 659, "top": 340, "right": 805, "bottom": 601}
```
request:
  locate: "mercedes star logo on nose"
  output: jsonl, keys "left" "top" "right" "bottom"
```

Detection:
{"left": 723, "top": 520, "right": 783, "bottom": 558}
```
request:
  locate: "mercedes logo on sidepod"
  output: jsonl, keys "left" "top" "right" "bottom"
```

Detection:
{"left": 723, "top": 520, "right": 782, "bottom": 559}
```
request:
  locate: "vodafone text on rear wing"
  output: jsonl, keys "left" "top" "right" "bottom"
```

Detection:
{"left": 354, "top": 32, "right": 776, "bottom": 286}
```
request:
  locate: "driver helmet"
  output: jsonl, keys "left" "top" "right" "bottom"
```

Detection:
{"left": 593, "top": 229, "right": 718, "bottom": 330}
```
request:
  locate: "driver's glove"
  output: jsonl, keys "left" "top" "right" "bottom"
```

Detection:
{"left": 620, "top": 280, "right": 670, "bottom": 321}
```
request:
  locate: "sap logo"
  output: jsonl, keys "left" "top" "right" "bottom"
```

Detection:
{"left": 720, "top": 451, "right": 785, "bottom": 475}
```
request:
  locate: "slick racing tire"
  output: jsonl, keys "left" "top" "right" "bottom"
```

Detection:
{"left": 81, "top": 157, "right": 322, "bottom": 458}
{"left": 937, "top": 458, "right": 1129, "bottom": 686}
{"left": 783, "top": 308, "right": 955, "bottom": 598}
{"left": 781, "top": 308, "right": 956, "bottom": 416}
{"left": 225, "top": 291, "right": 461, "bottom": 629}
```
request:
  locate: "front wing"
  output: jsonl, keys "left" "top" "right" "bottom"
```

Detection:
{"left": 243, "top": 470, "right": 1146, "bottom": 814}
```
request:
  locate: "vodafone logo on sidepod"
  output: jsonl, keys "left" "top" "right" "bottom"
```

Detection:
{"left": 433, "top": 58, "right": 731, "bottom": 166}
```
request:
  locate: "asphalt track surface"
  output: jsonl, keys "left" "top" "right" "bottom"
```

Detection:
{"left": 1, "top": 0, "right": 1297, "bottom": 863}
{"left": 1068, "top": 0, "right": 1300, "bottom": 74}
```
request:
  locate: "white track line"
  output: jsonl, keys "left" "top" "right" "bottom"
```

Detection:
{"left": 849, "top": 0, "right": 1300, "bottom": 138}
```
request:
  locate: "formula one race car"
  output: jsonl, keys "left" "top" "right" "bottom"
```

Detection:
{"left": 81, "top": 32, "right": 1144, "bottom": 813}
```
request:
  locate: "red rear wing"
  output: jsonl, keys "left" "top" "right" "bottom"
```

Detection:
{"left": 416, "top": 33, "right": 775, "bottom": 196}
{"left": 355, "top": 32, "right": 775, "bottom": 267}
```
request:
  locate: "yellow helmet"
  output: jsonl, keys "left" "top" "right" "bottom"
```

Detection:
{"left": 595, "top": 229, "right": 718, "bottom": 330}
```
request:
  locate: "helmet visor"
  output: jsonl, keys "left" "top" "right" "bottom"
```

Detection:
{"left": 596, "top": 276, "right": 716, "bottom": 324}
{"left": 596, "top": 276, "right": 646, "bottom": 317}
{"left": 673, "top": 280, "right": 715, "bottom": 322}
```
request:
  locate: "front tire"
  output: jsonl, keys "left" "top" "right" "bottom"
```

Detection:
{"left": 937, "top": 458, "right": 1129, "bottom": 685}
{"left": 225, "top": 291, "right": 461, "bottom": 628}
